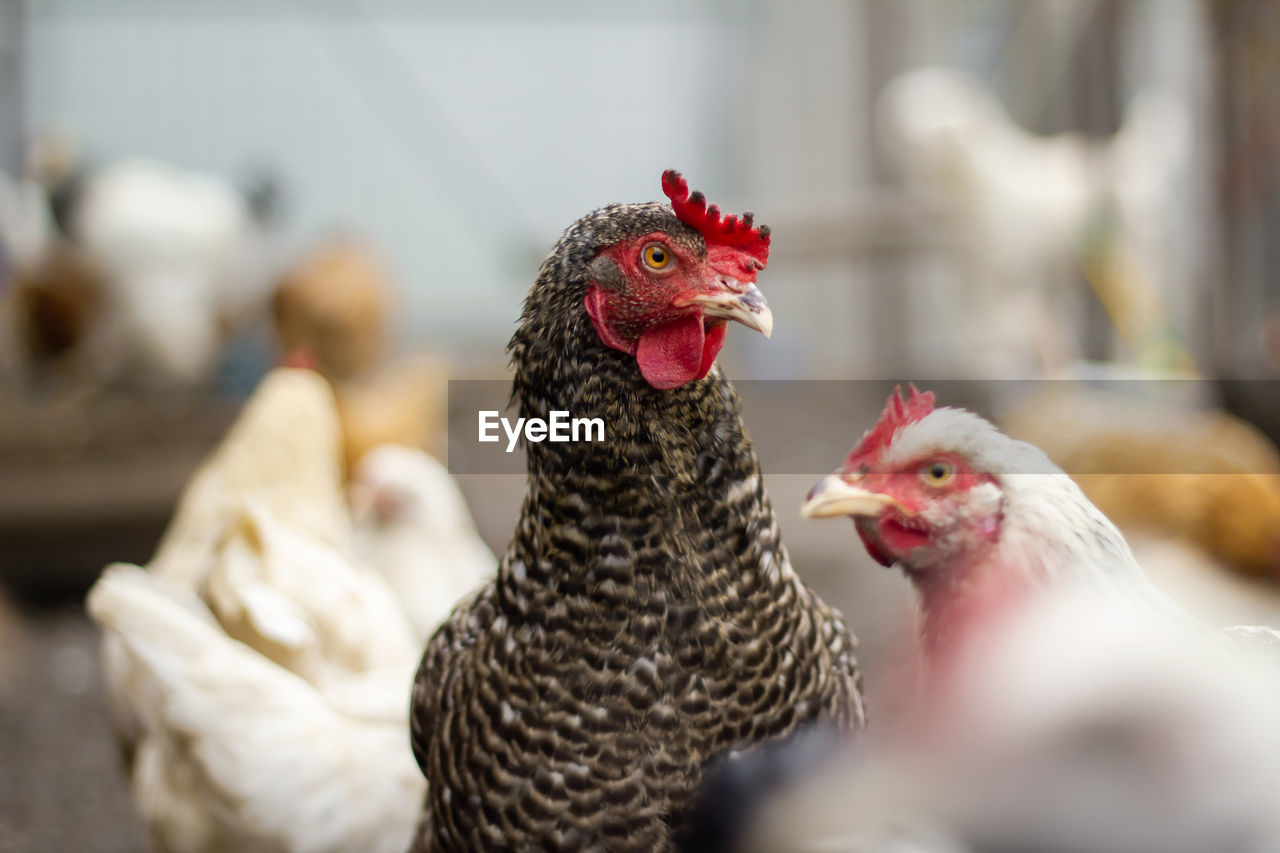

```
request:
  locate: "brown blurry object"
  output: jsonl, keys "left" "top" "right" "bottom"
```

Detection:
{"left": 334, "top": 355, "right": 448, "bottom": 474}
{"left": 272, "top": 236, "right": 390, "bottom": 381}
{"left": 1004, "top": 387, "right": 1280, "bottom": 580}
{"left": 1075, "top": 471, "right": 1280, "bottom": 581}
{"left": 10, "top": 245, "right": 101, "bottom": 366}
{"left": 270, "top": 235, "right": 447, "bottom": 472}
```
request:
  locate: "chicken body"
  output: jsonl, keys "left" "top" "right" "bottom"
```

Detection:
{"left": 67, "top": 158, "right": 272, "bottom": 387}
{"left": 146, "top": 369, "right": 352, "bottom": 587}
{"left": 802, "top": 387, "right": 1199, "bottom": 660}
{"left": 702, "top": 589, "right": 1280, "bottom": 853}
{"left": 351, "top": 445, "right": 496, "bottom": 641}
{"left": 878, "top": 68, "right": 1194, "bottom": 374}
{"left": 90, "top": 369, "right": 431, "bottom": 852}
{"left": 89, "top": 565, "right": 423, "bottom": 853}
{"left": 409, "top": 176, "right": 863, "bottom": 851}
{"left": 203, "top": 501, "right": 420, "bottom": 686}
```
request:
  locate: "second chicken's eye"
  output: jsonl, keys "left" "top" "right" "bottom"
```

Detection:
{"left": 642, "top": 244, "right": 672, "bottom": 270}
{"left": 921, "top": 461, "right": 954, "bottom": 486}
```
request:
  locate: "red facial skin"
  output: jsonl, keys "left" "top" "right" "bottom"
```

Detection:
{"left": 842, "top": 452, "right": 1000, "bottom": 571}
{"left": 584, "top": 232, "right": 742, "bottom": 390}
{"left": 842, "top": 452, "right": 1019, "bottom": 666}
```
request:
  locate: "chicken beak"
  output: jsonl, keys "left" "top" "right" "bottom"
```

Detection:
{"left": 801, "top": 475, "right": 901, "bottom": 519}
{"left": 678, "top": 277, "right": 773, "bottom": 339}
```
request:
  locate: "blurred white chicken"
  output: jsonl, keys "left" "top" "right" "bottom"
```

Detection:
{"left": 89, "top": 369, "right": 430, "bottom": 853}
{"left": 0, "top": 170, "right": 59, "bottom": 383}
{"left": 204, "top": 501, "right": 419, "bottom": 685}
{"left": 89, "top": 565, "right": 422, "bottom": 853}
{"left": 689, "top": 588, "right": 1280, "bottom": 853}
{"left": 878, "top": 67, "right": 1195, "bottom": 375}
{"left": 350, "top": 445, "right": 496, "bottom": 642}
{"left": 146, "top": 368, "right": 352, "bottom": 587}
{"left": 65, "top": 158, "right": 274, "bottom": 387}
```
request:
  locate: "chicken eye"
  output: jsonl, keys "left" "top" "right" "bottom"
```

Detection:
{"left": 642, "top": 243, "right": 672, "bottom": 271}
{"left": 921, "top": 461, "right": 955, "bottom": 486}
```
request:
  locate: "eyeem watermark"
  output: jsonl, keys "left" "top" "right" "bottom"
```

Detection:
{"left": 452, "top": 379, "right": 1280, "bottom": 474}
{"left": 479, "top": 410, "right": 605, "bottom": 453}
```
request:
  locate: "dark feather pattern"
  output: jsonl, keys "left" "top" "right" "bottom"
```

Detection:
{"left": 409, "top": 200, "right": 864, "bottom": 852}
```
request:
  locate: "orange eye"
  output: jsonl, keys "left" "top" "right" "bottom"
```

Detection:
{"left": 642, "top": 243, "right": 672, "bottom": 270}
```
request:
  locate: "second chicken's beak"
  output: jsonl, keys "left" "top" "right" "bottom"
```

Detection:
{"left": 801, "top": 475, "right": 901, "bottom": 519}
{"left": 678, "top": 278, "right": 773, "bottom": 339}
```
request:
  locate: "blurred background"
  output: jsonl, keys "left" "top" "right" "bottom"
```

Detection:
{"left": 2, "top": 1, "right": 1280, "bottom": 850}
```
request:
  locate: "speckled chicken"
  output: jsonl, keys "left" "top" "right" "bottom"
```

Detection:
{"left": 408, "top": 171, "right": 864, "bottom": 852}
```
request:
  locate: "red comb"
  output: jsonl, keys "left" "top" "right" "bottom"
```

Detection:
{"left": 661, "top": 170, "right": 770, "bottom": 270}
{"left": 283, "top": 346, "right": 319, "bottom": 371}
{"left": 843, "top": 384, "right": 936, "bottom": 469}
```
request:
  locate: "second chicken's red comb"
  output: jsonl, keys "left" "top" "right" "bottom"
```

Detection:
{"left": 843, "top": 384, "right": 937, "bottom": 469}
{"left": 661, "top": 170, "right": 770, "bottom": 269}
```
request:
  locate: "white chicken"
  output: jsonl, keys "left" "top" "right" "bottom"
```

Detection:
{"left": 66, "top": 158, "right": 273, "bottom": 387}
{"left": 204, "top": 501, "right": 419, "bottom": 685}
{"left": 146, "top": 369, "right": 351, "bottom": 588}
{"left": 878, "top": 67, "right": 1194, "bottom": 375}
{"left": 711, "top": 589, "right": 1280, "bottom": 853}
{"left": 89, "top": 369, "right": 428, "bottom": 853}
{"left": 88, "top": 565, "right": 422, "bottom": 853}
{"left": 350, "top": 445, "right": 496, "bottom": 642}
{"left": 687, "top": 387, "right": 1280, "bottom": 853}
{"left": 0, "top": 171, "right": 58, "bottom": 384}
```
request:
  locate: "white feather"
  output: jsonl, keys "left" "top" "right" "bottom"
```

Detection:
{"left": 88, "top": 565, "right": 424, "bottom": 853}
{"left": 351, "top": 445, "right": 496, "bottom": 641}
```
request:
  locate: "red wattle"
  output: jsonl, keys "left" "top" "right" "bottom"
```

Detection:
{"left": 283, "top": 347, "right": 319, "bottom": 370}
{"left": 636, "top": 313, "right": 713, "bottom": 390}
{"left": 697, "top": 322, "right": 727, "bottom": 379}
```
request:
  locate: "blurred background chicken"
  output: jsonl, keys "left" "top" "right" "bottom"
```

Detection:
{"left": 2, "top": 244, "right": 101, "bottom": 381}
{"left": 878, "top": 66, "right": 1196, "bottom": 377}
{"left": 142, "top": 369, "right": 351, "bottom": 585}
{"left": 0, "top": 146, "right": 279, "bottom": 392}
{"left": 86, "top": 369, "right": 484, "bottom": 852}
{"left": 685, "top": 589, "right": 1280, "bottom": 853}
{"left": 88, "top": 564, "right": 423, "bottom": 853}
{"left": 271, "top": 236, "right": 448, "bottom": 473}
{"left": 350, "top": 445, "right": 495, "bottom": 642}
{"left": 272, "top": 236, "right": 390, "bottom": 381}
{"left": 62, "top": 157, "right": 277, "bottom": 388}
